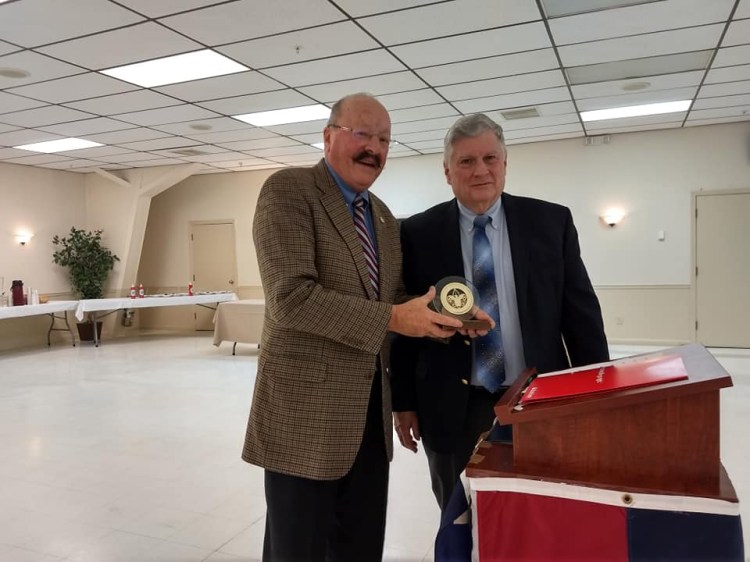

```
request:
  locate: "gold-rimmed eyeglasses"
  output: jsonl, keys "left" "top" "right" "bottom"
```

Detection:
{"left": 328, "top": 124, "right": 394, "bottom": 148}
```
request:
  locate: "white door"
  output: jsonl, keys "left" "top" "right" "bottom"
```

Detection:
{"left": 695, "top": 191, "right": 750, "bottom": 348}
{"left": 190, "top": 221, "right": 237, "bottom": 331}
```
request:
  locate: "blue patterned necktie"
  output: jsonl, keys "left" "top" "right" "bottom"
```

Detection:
{"left": 353, "top": 195, "right": 379, "bottom": 299}
{"left": 472, "top": 215, "right": 505, "bottom": 392}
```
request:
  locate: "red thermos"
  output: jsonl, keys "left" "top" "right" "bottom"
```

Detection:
{"left": 11, "top": 280, "right": 24, "bottom": 306}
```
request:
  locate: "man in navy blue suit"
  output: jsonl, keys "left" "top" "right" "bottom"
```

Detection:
{"left": 391, "top": 113, "right": 609, "bottom": 512}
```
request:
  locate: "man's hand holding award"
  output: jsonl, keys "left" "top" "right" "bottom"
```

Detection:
{"left": 433, "top": 276, "right": 494, "bottom": 334}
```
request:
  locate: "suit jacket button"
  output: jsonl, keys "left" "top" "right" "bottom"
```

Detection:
{"left": 461, "top": 378, "right": 469, "bottom": 385}
{"left": 464, "top": 339, "right": 471, "bottom": 346}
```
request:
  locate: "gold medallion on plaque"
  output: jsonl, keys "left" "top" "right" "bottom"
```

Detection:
{"left": 433, "top": 276, "right": 492, "bottom": 330}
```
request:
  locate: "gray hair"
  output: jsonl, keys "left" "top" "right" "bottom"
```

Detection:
{"left": 443, "top": 114, "right": 506, "bottom": 163}
{"left": 327, "top": 92, "right": 379, "bottom": 126}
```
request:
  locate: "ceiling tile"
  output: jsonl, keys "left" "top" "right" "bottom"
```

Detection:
{"left": 263, "top": 119, "right": 329, "bottom": 136}
{"left": 218, "top": 21, "right": 379, "bottom": 70}
{"left": 376, "top": 89, "right": 446, "bottom": 111}
{"left": 0, "top": 124, "right": 20, "bottom": 134}
{"left": 37, "top": 117, "right": 136, "bottom": 136}
{"left": 692, "top": 93, "right": 750, "bottom": 110}
{"left": 698, "top": 80, "right": 750, "bottom": 97}
{"left": 290, "top": 132, "right": 324, "bottom": 145}
{"left": 711, "top": 45, "right": 750, "bottom": 68}
{"left": 56, "top": 145, "right": 135, "bottom": 158}
{"left": 160, "top": 0, "right": 346, "bottom": 46}
{"left": 392, "top": 129, "right": 446, "bottom": 144}
{"left": 0, "top": 40, "right": 19, "bottom": 56}
{"left": 298, "top": 72, "right": 427, "bottom": 103}
{"left": 571, "top": 71, "right": 704, "bottom": 99}
{"left": 576, "top": 87, "right": 698, "bottom": 111}
{"left": 197, "top": 89, "right": 315, "bottom": 115}
{"left": 499, "top": 113, "right": 581, "bottom": 132}
{"left": 735, "top": 0, "right": 750, "bottom": 18}
{"left": 549, "top": 0, "right": 734, "bottom": 45}
{"left": 507, "top": 123, "right": 583, "bottom": 139}
{"left": 416, "top": 49, "right": 559, "bottom": 87}
{"left": 6, "top": 72, "right": 137, "bottom": 104}
{"left": 438, "top": 70, "right": 566, "bottom": 102}
{"left": 115, "top": 104, "right": 220, "bottom": 126}
{"left": 163, "top": 150, "right": 250, "bottom": 164}
{"left": 685, "top": 115, "right": 750, "bottom": 127}
{"left": 114, "top": 0, "right": 229, "bottom": 18}
{"left": 0, "top": 92, "right": 47, "bottom": 114}
{"left": 86, "top": 128, "right": 171, "bottom": 145}
{"left": 392, "top": 116, "right": 460, "bottom": 135}
{"left": 330, "top": 0, "right": 440, "bottom": 18}
{"left": 0, "top": 51, "right": 84, "bottom": 89}
{"left": 127, "top": 158, "right": 188, "bottom": 167}
{"left": 182, "top": 127, "right": 275, "bottom": 144}
{"left": 722, "top": 18, "right": 750, "bottom": 47}
{"left": 245, "top": 145, "right": 322, "bottom": 158}
{"left": 0, "top": 129, "right": 60, "bottom": 147}
{"left": 558, "top": 25, "right": 724, "bottom": 66}
{"left": 0, "top": 0, "right": 144, "bottom": 48}
{"left": 37, "top": 22, "right": 201, "bottom": 70}
{"left": 359, "top": 0, "right": 541, "bottom": 46}
{"left": 401, "top": 139, "right": 444, "bottom": 150}
{"left": 506, "top": 131, "right": 582, "bottom": 144}
{"left": 688, "top": 107, "right": 750, "bottom": 120}
{"left": 566, "top": 52, "right": 712, "bottom": 85}
{"left": 119, "top": 137, "right": 198, "bottom": 151}
{"left": 37, "top": 118, "right": 136, "bottom": 138}
{"left": 65, "top": 90, "right": 182, "bottom": 115}
{"left": 217, "top": 136, "right": 303, "bottom": 151}
{"left": 95, "top": 151, "right": 166, "bottom": 163}
{"left": 5, "top": 153, "right": 71, "bottom": 165}
{"left": 388, "top": 103, "right": 459, "bottom": 124}
{"left": 0, "top": 146, "right": 40, "bottom": 159}
{"left": 263, "top": 50, "right": 406, "bottom": 87}
{"left": 152, "top": 117, "right": 252, "bottom": 136}
{"left": 704, "top": 64, "right": 750, "bottom": 84}
{"left": 392, "top": 22, "right": 551, "bottom": 68}
{"left": 0, "top": 105, "right": 95, "bottom": 128}
{"left": 454, "top": 87, "right": 572, "bottom": 114}
{"left": 155, "top": 71, "right": 284, "bottom": 102}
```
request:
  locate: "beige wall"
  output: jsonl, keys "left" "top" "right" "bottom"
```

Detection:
{"left": 2, "top": 121, "right": 749, "bottom": 350}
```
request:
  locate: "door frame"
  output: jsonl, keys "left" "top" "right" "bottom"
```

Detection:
{"left": 691, "top": 188, "right": 750, "bottom": 345}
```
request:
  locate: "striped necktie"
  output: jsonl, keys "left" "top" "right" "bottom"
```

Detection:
{"left": 353, "top": 195, "right": 379, "bottom": 299}
{"left": 473, "top": 214, "right": 505, "bottom": 392}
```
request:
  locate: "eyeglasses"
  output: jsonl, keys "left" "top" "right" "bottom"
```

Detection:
{"left": 328, "top": 124, "right": 393, "bottom": 148}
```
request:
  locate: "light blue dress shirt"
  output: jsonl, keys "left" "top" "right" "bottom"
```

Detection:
{"left": 457, "top": 197, "right": 526, "bottom": 386}
{"left": 325, "top": 160, "right": 377, "bottom": 250}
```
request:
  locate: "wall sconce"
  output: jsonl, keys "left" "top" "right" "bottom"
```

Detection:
{"left": 15, "top": 232, "right": 33, "bottom": 246}
{"left": 600, "top": 209, "right": 625, "bottom": 228}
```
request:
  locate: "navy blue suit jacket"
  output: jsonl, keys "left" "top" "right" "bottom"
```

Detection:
{"left": 391, "top": 192, "right": 609, "bottom": 453}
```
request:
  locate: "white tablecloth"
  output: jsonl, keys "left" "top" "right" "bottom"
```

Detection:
{"left": 0, "top": 300, "right": 79, "bottom": 320}
{"left": 75, "top": 292, "right": 237, "bottom": 321}
{"left": 212, "top": 299, "right": 265, "bottom": 346}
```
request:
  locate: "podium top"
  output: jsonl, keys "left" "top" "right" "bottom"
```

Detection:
{"left": 496, "top": 343, "right": 732, "bottom": 425}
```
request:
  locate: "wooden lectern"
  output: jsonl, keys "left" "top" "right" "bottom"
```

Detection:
{"left": 468, "top": 343, "right": 736, "bottom": 500}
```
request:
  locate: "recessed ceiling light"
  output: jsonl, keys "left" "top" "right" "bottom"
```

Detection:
{"left": 14, "top": 138, "right": 103, "bottom": 153}
{"left": 541, "top": 0, "right": 659, "bottom": 18}
{"left": 622, "top": 81, "right": 651, "bottom": 91}
{"left": 0, "top": 67, "right": 30, "bottom": 79}
{"left": 311, "top": 142, "right": 325, "bottom": 150}
{"left": 580, "top": 100, "right": 691, "bottom": 122}
{"left": 100, "top": 49, "right": 248, "bottom": 88}
{"left": 233, "top": 104, "right": 331, "bottom": 127}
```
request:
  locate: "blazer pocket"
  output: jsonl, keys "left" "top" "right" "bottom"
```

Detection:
{"left": 262, "top": 356, "right": 327, "bottom": 384}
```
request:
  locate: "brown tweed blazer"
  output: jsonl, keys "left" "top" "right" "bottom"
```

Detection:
{"left": 242, "top": 159, "right": 402, "bottom": 480}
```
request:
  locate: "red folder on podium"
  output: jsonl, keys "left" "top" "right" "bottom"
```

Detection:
{"left": 518, "top": 354, "right": 688, "bottom": 405}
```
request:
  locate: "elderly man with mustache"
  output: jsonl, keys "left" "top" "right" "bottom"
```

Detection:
{"left": 242, "top": 93, "right": 468, "bottom": 562}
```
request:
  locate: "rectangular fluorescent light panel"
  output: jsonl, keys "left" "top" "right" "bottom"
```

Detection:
{"left": 101, "top": 49, "right": 248, "bottom": 88}
{"left": 580, "top": 100, "right": 691, "bottom": 122}
{"left": 14, "top": 138, "right": 103, "bottom": 153}
{"left": 233, "top": 104, "right": 331, "bottom": 127}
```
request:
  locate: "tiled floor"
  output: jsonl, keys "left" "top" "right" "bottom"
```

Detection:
{"left": 0, "top": 336, "right": 747, "bottom": 561}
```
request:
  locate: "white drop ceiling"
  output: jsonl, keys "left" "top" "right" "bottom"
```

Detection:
{"left": 0, "top": 0, "right": 748, "bottom": 174}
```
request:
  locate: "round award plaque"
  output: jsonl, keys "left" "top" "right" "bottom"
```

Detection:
{"left": 433, "top": 276, "right": 478, "bottom": 321}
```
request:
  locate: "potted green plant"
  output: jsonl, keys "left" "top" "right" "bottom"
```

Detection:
{"left": 52, "top": 227, "right": 119, "bottom": 340}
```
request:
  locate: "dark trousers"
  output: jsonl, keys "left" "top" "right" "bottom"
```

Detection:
{"left": 263, "top": 371, "right": 389, "bottom": 562}
{"left": 423, "top": 386, "right": 505, "bottom": 512}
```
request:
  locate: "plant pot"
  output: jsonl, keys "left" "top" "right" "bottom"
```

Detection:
{"left": 77, "top": 321, "right": 103, "bottom": 342}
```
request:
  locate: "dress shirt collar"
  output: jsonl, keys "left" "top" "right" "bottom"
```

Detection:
{"left": 457, "top": 195, "right": 503, "bottom": 234}
{"left": 324, "top": 159, "right": 370, "bottom": 209}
